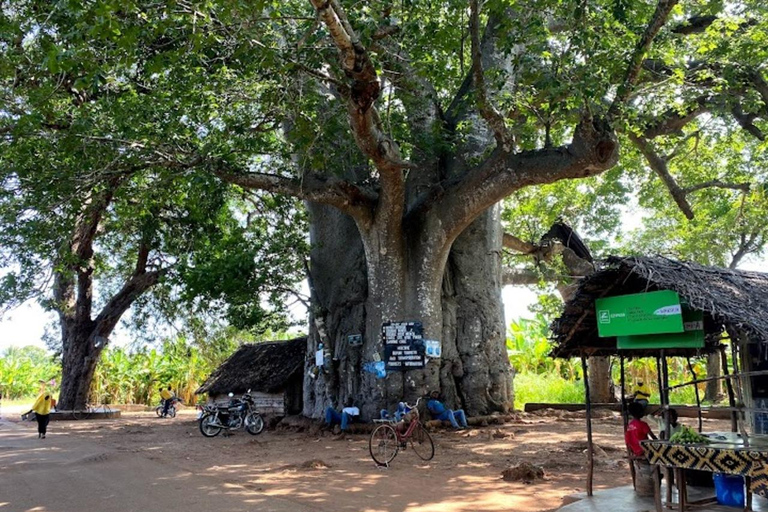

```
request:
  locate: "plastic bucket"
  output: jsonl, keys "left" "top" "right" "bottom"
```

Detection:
{"left": 713, "top": 473, "right": 745, "bottom": 507}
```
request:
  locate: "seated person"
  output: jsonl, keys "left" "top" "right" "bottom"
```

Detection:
{"left": 625, "top": 401, "right": 657, "bottom": 458}
{"left": 325, "top": 399, "right": 359, "bottom": 432}
{"left": 427, "top": 391, "right": 468, "bottom": 430}
{"left": 632, "top": 380, "right": 651, "bottom": 409}
{"left": 655, "top": 408, "right": 682, "bottom": 440}
{"left": 380, "top": 402, "right": 410, "bottom": 422}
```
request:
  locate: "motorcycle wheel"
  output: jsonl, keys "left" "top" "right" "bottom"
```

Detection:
{"left": 199, "top": 414, "right": 223, "bottom": 437}
{"left": 155, "top": 406, "right": 163, "bottom": 418}
{"left": 245, "top": 413, "right": 265, "bottom": 435}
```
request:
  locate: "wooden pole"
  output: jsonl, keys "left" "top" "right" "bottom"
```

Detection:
{"left": 661, "top": 353, "right": 671, "bottom": 441}
{"left": 730, "top": 339, "right": 750, "bottom": 447}
{"left": 620, "top": 355, "right": 628, "bottom": 429}
{"left": 686, "top": 358, "right": 703, "bottom": 433}
{"left": 720, "top": 346, "right": 739, "bottom": 432}
{"left": 582, "top": 356, "right": 594, "bottom": 497}
{"left": 656, "top": 356, "right": 664, "bottom": 409}
{"left": 621, "top": 355, "right": 637, "bottom": 489}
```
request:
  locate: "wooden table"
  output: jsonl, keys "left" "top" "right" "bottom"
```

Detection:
{"left": 643, "top": 436, "right": 768, "bottom": 511}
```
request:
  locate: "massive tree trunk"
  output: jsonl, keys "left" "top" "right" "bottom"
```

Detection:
{"left": 303, "top": 203, "right": 512, "bottom": 419}
{"left": 58, "top": 327, "right": 106, "bottom": 409}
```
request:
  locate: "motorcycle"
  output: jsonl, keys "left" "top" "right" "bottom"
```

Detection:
{"left": 155, "top": 397, "right": 183, "bottom": 418}
{"left": 198, "top": 390, "right": 265, "bottom": 437}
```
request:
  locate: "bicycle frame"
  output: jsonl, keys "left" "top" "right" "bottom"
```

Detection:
{"left": 394, "top": 417, "right": 421, "bottom": 442}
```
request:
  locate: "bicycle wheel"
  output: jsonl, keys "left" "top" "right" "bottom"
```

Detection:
{"left": 199, "top": 414, "right": 222, "bottom": 437}
{"left": 168, "top": 406, "right": 176, "bottom": 418}
{"left": 72, "top": 408, "right": 87, "bottom": 420}
{"left": 155, "top": 405, "right": 164, "bottom": 417}
{"left": 245, "top": 413, "right": 264, "bottom": 435}
{"left": 409, "top": 423, "right": 435, "bottom": 461}
{"left": 369, "top": 424, "right": 399, "bottom": 466}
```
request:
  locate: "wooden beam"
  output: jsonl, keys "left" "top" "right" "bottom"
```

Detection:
{"left": 720, "top": 347, "right": 739, "bottom": 432}
{"left": 581, "top": 356, "right": 594, "bottom": 497}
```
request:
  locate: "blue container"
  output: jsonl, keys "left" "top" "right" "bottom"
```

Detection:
{"left": 713, "top": 473, "right": 745, "bottom": 507}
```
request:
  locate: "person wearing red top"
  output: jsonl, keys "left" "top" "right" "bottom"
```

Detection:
{"left": 625, "top": 401, "right": 657, "bottom": 457}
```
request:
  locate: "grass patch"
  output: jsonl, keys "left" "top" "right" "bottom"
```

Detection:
{"left": 514, "top": 373, "right": 585, "bottom": 410}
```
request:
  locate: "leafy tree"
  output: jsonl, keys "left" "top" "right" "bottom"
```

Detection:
{"left": 2, "top": 0, "right": 766, "bottom": 415}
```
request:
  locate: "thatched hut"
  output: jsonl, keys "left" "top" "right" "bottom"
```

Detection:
{"left": 549, "top": 256, "right": 768, "bottom": 497}
{"left": 196, "top": 336, "right": 306, "bottom": 415}
{"left": 551, "top": 255, "right": 768, "bottom": 359}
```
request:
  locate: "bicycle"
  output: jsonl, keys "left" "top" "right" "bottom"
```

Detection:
{"left": 369, "top": 397, "right": 435, "bottom": 466}
{"left": 72, "top": 399, "right": 112, "bottom": 420}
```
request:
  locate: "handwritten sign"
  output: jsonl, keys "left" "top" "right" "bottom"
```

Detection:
{"left": 382, "top": 321, "right": 425, "bottom": 371}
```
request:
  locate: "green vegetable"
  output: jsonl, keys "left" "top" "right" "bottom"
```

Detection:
{"left": 670, "top": 425, "right": 710, "bottom": 445}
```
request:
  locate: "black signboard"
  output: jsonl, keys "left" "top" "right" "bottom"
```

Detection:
{"left": 382, "top": 321, "right": 425, "bottom": 371}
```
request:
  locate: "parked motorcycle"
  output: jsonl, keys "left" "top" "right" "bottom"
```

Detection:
{"left": 155, "top": 397, "right": 183, "bottom": 418}
{"left": 198, "top": 391, "right": 265, "bottom": 437}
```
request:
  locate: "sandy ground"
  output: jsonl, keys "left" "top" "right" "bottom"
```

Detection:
{"left": 0, "top": 406, "right": 729, "bottom": 512}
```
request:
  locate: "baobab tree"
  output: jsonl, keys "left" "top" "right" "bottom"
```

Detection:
{"left": 2, "top": 0, "right": 765, "bottom": 414}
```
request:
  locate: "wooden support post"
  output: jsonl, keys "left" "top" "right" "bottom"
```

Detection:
{"left": 687, "top": 357, "right": 703, "bottom": 433}
{"left": 656, "top": 356, "right": 664, "bottom": 409}
{"left": 582, "top": 356, "right": 594, "bottom": 497}
{"left": 620, "top": 355, "right": 627, "bottom": 428}
{"left": 620, "top": 356, "right": 637, "bottom": 488}
{"left": 730, "top": 339, "right": 750, "bottom": 447}
{"left": 721, "top": 347, "right": 739, "bottom": 432}
{"left": 653, "top": 463, "right": 664, "bottom": 512}
{"left": 662, "top": 353, "right": 671, "bottom": 441}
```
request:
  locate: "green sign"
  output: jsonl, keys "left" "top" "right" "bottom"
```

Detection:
{"left": 617, "top": 309, "right": 704, "bottom": 350}
{"left": 596, "top": 290, "right": 684, "bottom": 337}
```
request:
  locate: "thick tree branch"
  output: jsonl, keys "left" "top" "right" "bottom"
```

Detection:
{"left": 682, "top": 180, "right": 751, "bottom": 194}
{"left": 309, "top": 0, "right": 409, "bottom": 233}
{"left": 469, "top": 0, "right": 511, "bottom": 150}
{"left": 502, "top": 233, "right": 538, "bottom": 254}
{"left": 433, "top": 116, "right": 619, "bottom": 243}
{"left": 671, "top": 15, "right": 718, "bottom": 35}
{"left": 732, "top": 102, "right": 766, "bottom": 141}
{"left": 631, "top": 134, "right": 752, "bottom": 220}
{"left": 730, "top": 229, "right": 763, "bottom": 269}
{"left": 503, "top": 268, "right": 549, "bottom": 286}
{"left": 212, "top": 164, "right": 376, "bottom": 226}
{"left": 643, "top": 95, "right": 712, "bottom": 139}
{"left": 630, "top": 134, "right": 695, "bottom": 218}
{"left": 608, "top": 0, "right": 680, "bottom": 120}
{"left": 93, "top": 269, "right": 166, "bottom": 337}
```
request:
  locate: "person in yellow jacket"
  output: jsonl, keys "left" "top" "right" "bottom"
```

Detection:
{"left": 160, "top": 386, "right": 175, "bottom": 418}
{"left": 25, "top": 380, "right": 52, "bottom": 439}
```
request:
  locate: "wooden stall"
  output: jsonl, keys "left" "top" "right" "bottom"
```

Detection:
{"left": 550, "top": 256, "right": 768, "bottom": 507}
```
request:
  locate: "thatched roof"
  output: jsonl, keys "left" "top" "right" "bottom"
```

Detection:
{"left": 551, "top": 256, "right": 768, "bottom": 358}
{"left": 196, "top": 336, "right": 307, "bottom": 395}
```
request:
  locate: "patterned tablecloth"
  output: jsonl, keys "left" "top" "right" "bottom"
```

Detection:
{"left": 642, "top": 440, "right": 768, "bottom": 497}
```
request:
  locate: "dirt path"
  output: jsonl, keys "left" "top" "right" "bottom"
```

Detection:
{"left": 0, "top": 409, "right": 727, "bottom": 512}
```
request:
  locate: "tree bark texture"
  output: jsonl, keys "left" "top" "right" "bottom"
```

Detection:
{"left": 58, "top": 328, "right": 105, "bottom": 410}
{"left": 303, "top": 200, "right": 513, "bottom": 419}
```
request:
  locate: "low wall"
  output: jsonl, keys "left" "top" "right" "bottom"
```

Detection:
{"left": 50, "top": 409, "right": 122, "bottom": 420}
{"left": 523, "top": 402, "right": 732, "bottom": 420}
